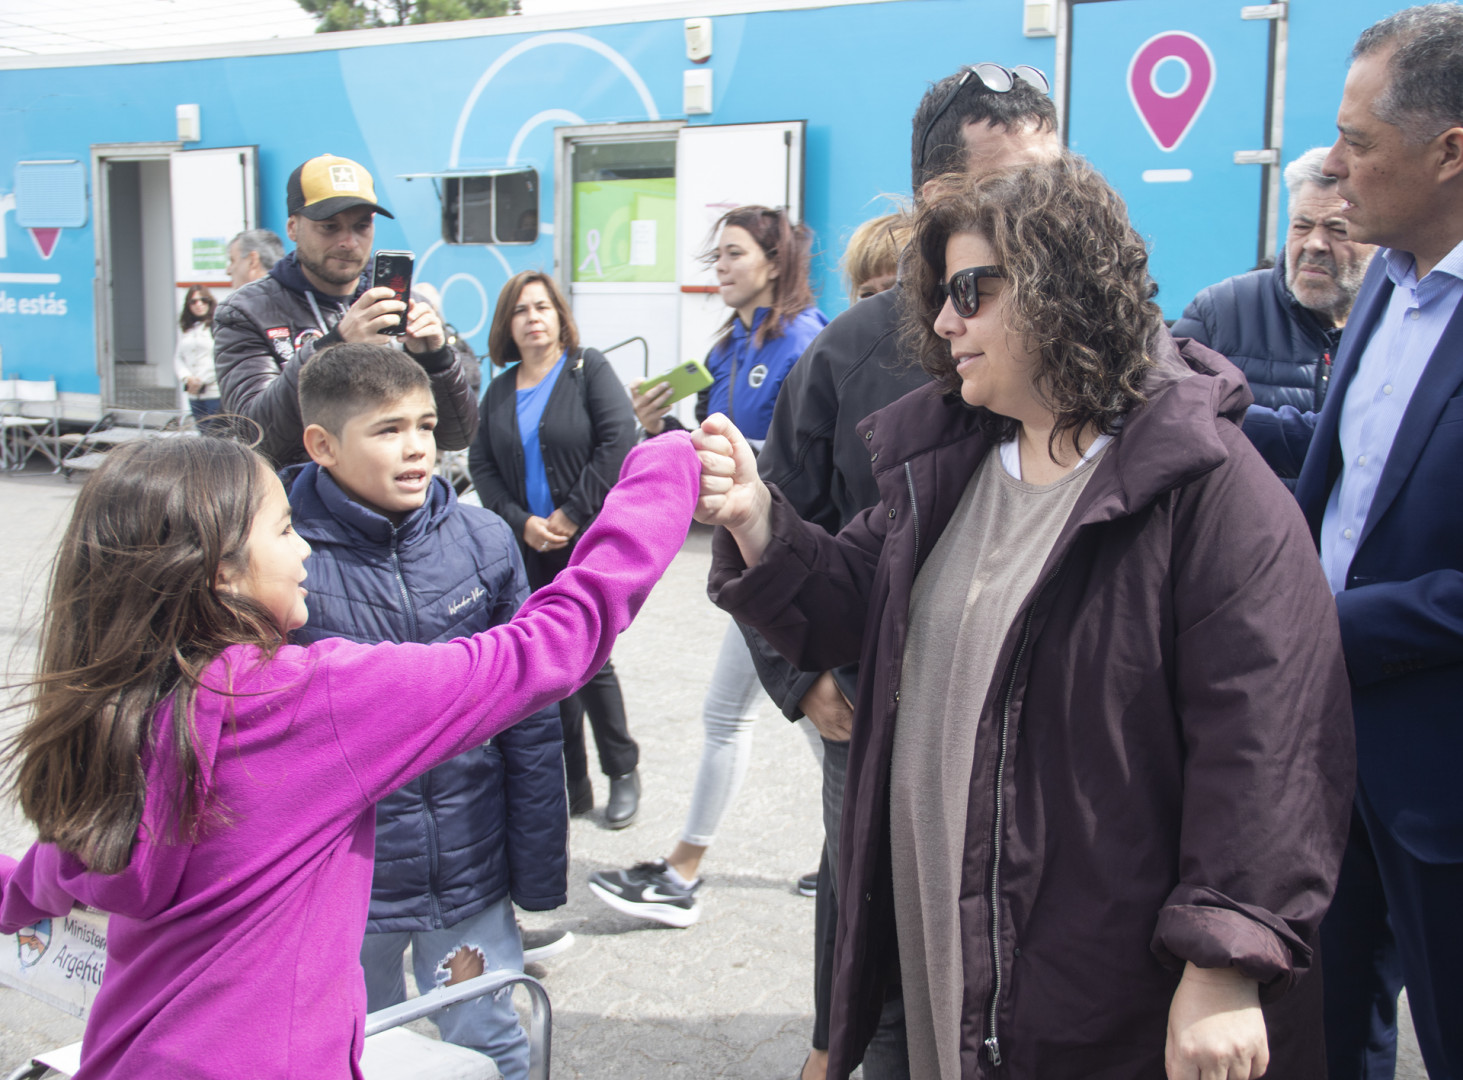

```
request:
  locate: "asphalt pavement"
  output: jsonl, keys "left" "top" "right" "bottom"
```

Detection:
{"left": 0, "top": 464, "right": 1430, "bottom": 1079}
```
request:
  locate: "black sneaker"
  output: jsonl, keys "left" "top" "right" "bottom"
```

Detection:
{"left": 797, "top": 870, "right": 819, "bottom": 897}
{"left": 587, "top": 860, "right": 701, "bottom": 928}
{"left": 520, "top": 925, "right": 574, "bottom": 964}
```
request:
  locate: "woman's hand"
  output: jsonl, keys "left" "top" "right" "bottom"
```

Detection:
{"left": 692, "top": 413, "right": 772, "bottom": 565}
{"left": 545, "top": 508, "right": 580, "bottom": 540}
{"left": 631, "top": 379, "right": 674, "bottom": 435}
{"left": 524, "top": 515, "right": 571, "bottom": 553}
{"left": 1166, "top": 963, "right": 1269, "bottom": 1080}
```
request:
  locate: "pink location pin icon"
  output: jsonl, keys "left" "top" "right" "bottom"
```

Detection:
{"left": 1127, "top": 31, "right": 1216, "bottom": 151}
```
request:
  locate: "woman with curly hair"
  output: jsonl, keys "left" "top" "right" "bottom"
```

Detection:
{"left": 693, "top": 155, "right": 1355, "bottom": 1080}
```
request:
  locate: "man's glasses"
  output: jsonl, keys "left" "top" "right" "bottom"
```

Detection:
{"left": 942, "top": 265, "right": 1004, "bottom": 318}
{"left": 916, "top": 63, "right": 1052, "bottom": 170}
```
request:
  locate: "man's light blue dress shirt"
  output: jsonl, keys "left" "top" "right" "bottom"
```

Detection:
{"left": 1321, "top": 241, "right": 1463, "bottom": 594}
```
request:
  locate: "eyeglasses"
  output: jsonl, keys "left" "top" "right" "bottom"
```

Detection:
{"left": 942, "top": 265, "right": 1004, "bottom": 318}
{"left": 916, "top": 63, "right": 1052, "bottom": 170}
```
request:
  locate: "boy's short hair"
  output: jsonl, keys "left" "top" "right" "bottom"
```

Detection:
{"left": 298, "top": 343, "right": 432, "bottom": 435}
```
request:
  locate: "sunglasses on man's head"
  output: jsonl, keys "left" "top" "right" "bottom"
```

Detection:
{"left": 942, "top": 265, "right": 1005, "bottom": 318}
{"left": 916, "top": 63, "right": 1052, "bottom": 170}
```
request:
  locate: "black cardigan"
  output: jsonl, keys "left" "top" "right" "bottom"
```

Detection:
{"left": 468, "top": 347, "right": 636, "bottom": 547}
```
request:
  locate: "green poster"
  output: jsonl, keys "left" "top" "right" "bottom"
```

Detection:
{"left": 572, "top": 178, "right": 676, "bottom": 283}
{"left": 192, "top": 237, "right": 227, "bottom": 272}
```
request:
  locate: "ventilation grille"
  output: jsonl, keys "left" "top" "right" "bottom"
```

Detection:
{"left": 15, "top": 160, "right": 88, "bottom": 228}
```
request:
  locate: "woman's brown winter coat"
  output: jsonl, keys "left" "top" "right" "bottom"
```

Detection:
{"left": 709, "top": 337, "right": 1355, "bottom": 1079}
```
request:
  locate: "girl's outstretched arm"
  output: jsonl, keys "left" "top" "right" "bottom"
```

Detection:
{"left": 317, "top": 431, "right": 700, "bottom": 806}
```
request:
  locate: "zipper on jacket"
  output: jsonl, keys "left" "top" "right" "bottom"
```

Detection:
{"left": 389, "top": 528, "right": 419, "bottom": 641}
{"left": 422, "top": 767, "right": 444, "bottom": 928}
{"left": 388, "top": 524, "right": 439, "bottom": 925}
{"left": 985, "top": 589, "right": 1042, "bottom": 1068}
{"left": 903, "top": 463, "right": 920, "bottom": 563}
{"left": 728, "top": 333, "right": 748, "bottom": 425}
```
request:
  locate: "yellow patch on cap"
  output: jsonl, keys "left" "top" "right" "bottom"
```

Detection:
{"left": 299, "top": 154, "right": 375, "bottom": 208}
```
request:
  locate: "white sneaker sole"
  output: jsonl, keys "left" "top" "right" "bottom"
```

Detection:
{"left": 588, "top": 880, "right": 700, "bottom": 928}
{"left": 522, "top": 930, "right": 575, "bottom": 964}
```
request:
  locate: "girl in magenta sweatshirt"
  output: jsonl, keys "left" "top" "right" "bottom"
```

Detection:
{"left": 0, "top": 431, "right": 699, "bottom": 1079}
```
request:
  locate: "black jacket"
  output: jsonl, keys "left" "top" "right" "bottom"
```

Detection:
{"left": 743, "top": 287, "right": 931, "bottom": 719}
{"left": 468, "top": 348, "right": 636, "bottom": 577}
{"left": 214, "top": 253, "right": 478, "bottom": 467}
{"left": 1172, "top": 264, "right": 1343, "bottom": 416}
{"left": 285, "top": 463, "right": 567, "bottom": 930}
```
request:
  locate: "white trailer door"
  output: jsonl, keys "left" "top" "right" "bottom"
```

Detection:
{"left": 169, "top": 146, "right": 258, "bottom": 302}
{"left": 674, "top": 121, "right": 805, "bottom": 385}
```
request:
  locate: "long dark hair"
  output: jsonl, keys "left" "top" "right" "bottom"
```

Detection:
{"left": 703, "top": 206, "right": 815, "bottom": 349}
{"left": 3, "top": 438, "right": 284, "bottom": 874}
{"left": 180, "top": 285, "right": 216, "bottom": 333}
{"left": 901, "top": 155, "right": 1161, "bottom": 456}
{"left": 486, "top": 271, "right": 579, "bottom": 367}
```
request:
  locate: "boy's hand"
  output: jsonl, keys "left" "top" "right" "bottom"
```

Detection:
{"left": 524, "top": 515, "right": 571, "bottom": 553}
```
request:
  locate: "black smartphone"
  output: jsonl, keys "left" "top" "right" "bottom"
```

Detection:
{"left": 371, "top": 250, "right": 414, "bottom": 336}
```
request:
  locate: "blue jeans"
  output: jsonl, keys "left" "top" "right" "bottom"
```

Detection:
{"left": 359, "top": 895, "right": 529, "bottom": 1080}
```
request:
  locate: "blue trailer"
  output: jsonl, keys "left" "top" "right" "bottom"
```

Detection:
{"left": 0, "top": 0, "right": 1396, "bottom": 413}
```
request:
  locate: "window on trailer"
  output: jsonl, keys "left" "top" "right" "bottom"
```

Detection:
{"left": 442, "top": 169, "right": 538, "bottom": 244}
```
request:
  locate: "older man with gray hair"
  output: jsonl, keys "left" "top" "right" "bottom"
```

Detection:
{"left": 1174, "top": 147, "right": 1376, "bottom": 428}
{"left": 225, "top": 228, "right": 284, "bottom": 289}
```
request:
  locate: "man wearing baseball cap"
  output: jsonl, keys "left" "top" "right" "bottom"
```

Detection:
{"left": 213, "top": 153, "right": 477, "bottom": 467}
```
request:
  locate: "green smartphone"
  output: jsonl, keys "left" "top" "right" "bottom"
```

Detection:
{"left": 641, "top": 358, "right": 714, "bottom": 405}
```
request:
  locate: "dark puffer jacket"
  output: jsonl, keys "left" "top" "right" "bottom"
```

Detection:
{"left": 743, "top": 287, "right": 930, "bottom": 717}
{"left": 215, "top": 253, "right": 478, "bottom": 467}
{"left": 1172, "top": 264, "right": 1343, "bottom": 415}
{"left": 711, "top": 337, "right": 1354, "bottom": 1079}
{"left": 285, "top": 463, "right": 567, "bottom": 931}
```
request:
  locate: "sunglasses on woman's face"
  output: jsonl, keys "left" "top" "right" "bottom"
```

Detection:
{"left": 942, "top": 265, "right": 1005, "bottom": 318}
{"left": 916, "top": 63, "right": 1052, "bottom": 170}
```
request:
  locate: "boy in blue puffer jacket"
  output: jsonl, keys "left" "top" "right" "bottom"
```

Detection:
{"left": 286, "top": 342, "right": 567, "bottom": 1080}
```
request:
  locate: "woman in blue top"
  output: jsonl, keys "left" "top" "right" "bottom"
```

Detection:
{"left": 591, "top": 206, "right": 826, "bottom": 927}
{"left": 469, "top": 271, "right": 640, "bottom": 830}
{"left": 634, "top": 205, "right": 827, "bottom": 447}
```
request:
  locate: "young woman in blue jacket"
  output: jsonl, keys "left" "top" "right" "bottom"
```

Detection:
{"left": 590, "top": 206, "right": 826, "bottom": 927}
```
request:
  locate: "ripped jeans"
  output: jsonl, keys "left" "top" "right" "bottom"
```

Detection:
{"left": 359, "top": 894, "right": 528, "bottom": 1080}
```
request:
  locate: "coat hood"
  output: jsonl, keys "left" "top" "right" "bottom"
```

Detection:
{"left": 861, "top": 333, "right": 1250, "bottom": 523}
{"left": 282, "top": 461, "right": 456, "bottom": 549}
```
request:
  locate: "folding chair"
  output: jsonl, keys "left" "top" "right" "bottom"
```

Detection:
{"left": 0, "top": 379, "right": 61, "bottom": 472}
{"left": 56, "top": 406, "right": 189, "bottom": 480}
{"left": 3, "top": 968, "right": 552, "bottom": 1080}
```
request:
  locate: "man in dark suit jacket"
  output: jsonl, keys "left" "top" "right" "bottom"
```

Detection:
{"left": 1243, "top": 8, "right": 1463, "bottom": 1079}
